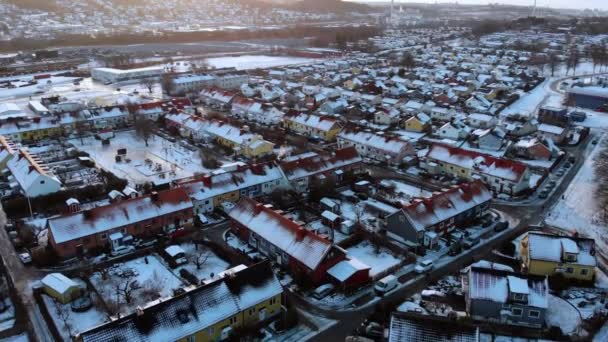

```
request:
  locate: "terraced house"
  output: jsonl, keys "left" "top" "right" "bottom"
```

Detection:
{"left": 202, "top": 120, "right": 274, "bottom": 158}
{"left": 77, "top": 261, "right": 283, "bottom": 342}
{"left": 520, "top": 232, "right": 596, "bottom": 282}
{"left": 337, "top": 130, "right": 415, "bottom": 165}
{"left": 283, "top": 112, "right": 341, "bottom": 141}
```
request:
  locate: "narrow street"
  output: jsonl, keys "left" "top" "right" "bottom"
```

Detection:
{"left": 0, "top": 206, "right": 53, "bottom": 342}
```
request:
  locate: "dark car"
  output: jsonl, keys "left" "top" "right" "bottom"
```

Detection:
{"left": 494, "top": 221, "right": 509, "bottom": 232}
{"left": 463, "top": 236, "right": 480, "bottom": 249}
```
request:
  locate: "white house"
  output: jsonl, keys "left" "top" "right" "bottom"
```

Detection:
{"left": 6, "top": 149, "right": 62, "bottom": 197}
{"left": 337, "top": 131, "right": 414, "bottom": 165}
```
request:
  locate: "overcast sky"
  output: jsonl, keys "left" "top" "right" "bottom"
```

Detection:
{"left": 360, "top": 0, "right": 608, "bottom": 10}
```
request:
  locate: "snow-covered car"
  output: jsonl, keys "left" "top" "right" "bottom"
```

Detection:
{"left": 375, "top": 274, "right": 398, "bottom": 295}
{"left": 312, "top": 283, "right": 335, "bottom": 300}
{"left": 19, "top": 252, "right": 32, "bottom": 264}
{"left": 414, "top": 259, "right": 434, "bottom": 274}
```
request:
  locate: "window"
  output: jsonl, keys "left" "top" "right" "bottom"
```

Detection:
{"left": 40, "top": 180, "right": 45, "bottom": 184}
{"left": 186, "top": 335, "right": 195, "bottom": 342}
{"left": 529, "top": 310, "right": 540, "bottom": 318}
{"left": 581, "top": 268, "right": 589, "bottom": 276}
{"left": 229, "top": 316, "right": 237, "bottom": 324}
{"left": 566, "top": 267, "right": 574, "bottom": 274}
{"left": 511, "top": 308, "right": 523, "bottom": 316}
{"left": 270, "top": 297, "right": 278, "bottom": 305}
{"left": 208, "top": 327, "right": 214, "bottom": 336}
{"left": 100, "top": 234, "right": 107, "bottom": 240}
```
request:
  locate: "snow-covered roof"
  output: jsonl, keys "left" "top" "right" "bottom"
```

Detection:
{"left": 389, "top": 313, "right": 479, "bottom": 342}
{"left": 327, "top": 258, "right": 370, "bottom": 282}
{"left": 6, "top": 149, "right": 62, "bottom": 197}
{"left": 321, "top": 210, "right": 340, "bottom": 222}
{"left": 165, "top": 245, "right": 185, "bottom": 258}
{"left": 279, "top": 147, "right": 361, "bottom": 181}
{"left": 181, "top": 163, "right": 283, "bottom": 202}
{"left": 538, "top": 123, "right": 564, "bottom": 135}
{"left": 400, "top": 181, "right": 492, "bottom": 232}
{"left": 338, "top": 131, "right": 412, "bottom": 156}
{"left": 228, "top": 198, "right": 334, "bottom": 270}
{"left": 48, "top": 188, "right": 193, "bottom": 244}
{"left": 426, "top": 144, "right": 528, "bottom": 182}
{"left": 526, "top": 232, "right": 596, "bottom": 267}
{"left": 78, "top": 261, "right": 282, "bottom": 342}
{"left": 285, "top": 113, "right": 339, "bottom": 132}
{"left": 569, "top": 86, "right": 608, "bottom": 99}
{"left": 41, "top": 273, "right": 78, "bottom": 295}
{"left": 468, "top": 267, "right": 548, "bottom": 309}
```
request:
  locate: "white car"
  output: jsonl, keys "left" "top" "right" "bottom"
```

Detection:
{"left": 19, "top": 252, "right": 32, "bottom": 264}
{"left": 414, "top": 259, "right": 434, "bottom": 274}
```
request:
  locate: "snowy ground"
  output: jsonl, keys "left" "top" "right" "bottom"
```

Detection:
{"left": 206, "top": 55, "right": 323, "bottom": 70}
{"left": 172, "top": 243, "right": 231, "bottom": 283}
{"left": 500, "top": 79, "right": 552, "bottom": 118}
{"left": 380, "top": 180, "right": 432, "bottom": 199}
{"left": 42, "top": 292, "right": 107, "bottom": 341}
{"left": 89, "top": 255, "right": 185, "bottom": 315}
{"left": 546, "top": 133, "right": 608, "bottom": 261}
{"left": 546, "top": 294, "right": 582, "bottom": 336}
{"left": 70, "top": 130, "right": 217, "bottom": 186}
{"left": 346, "top": 240, "right": 402, "bottom": 278}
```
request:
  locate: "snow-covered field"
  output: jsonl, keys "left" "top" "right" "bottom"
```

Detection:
{"left": 381, "top": 180, "right": 432, "bottom": 199}
{"left": 42, "top": 293, "right": 107, "bottom": 341}
{"left": 546, "top": 294, "right": 582, "bottom": 336}
{"left": 546, "top": 133, "right": 608, "bottom": 261}
{"left": 206, "top": 55, "right": 322, "bottom": 70}
{"left": 501, "top": 79, "right": 552, "bottom": 117}
{"left": 173, "top": 243, "right": 231, "bottom": 283}
{"left": 346, "top": 240, "right": 402, "bottom": 278}
{"left": 90, "top": 255, "right": 185, "bottom": 315}
{"left": 70, "top": 131, "right": 215, "bottom": 186}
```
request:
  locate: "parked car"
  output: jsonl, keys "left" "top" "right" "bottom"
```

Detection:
{"left": 414, "top": 259, "right": 434, "bottom": 274}
{"left": 463, "top": 236, "right": 480, "bottom": 249}
{"left": 494, "top": 221, "right": 509, "bottom": 232}
{"left": 374, "top": 275, "right": 398, "bottom": 295}
{"left": 448, "top": 241, "right": 462, "bottom": 256}
{"left": 312, "top": 283, "right": 335, "bottom": 300}
{"left": 19, "top": 252, "right": 32, "bottom": 264}
{"left": 538, "top": 190, "right": 549, "bottom": 199}
{"left": 556, "top": 169, "right": 565, "bottom": 177}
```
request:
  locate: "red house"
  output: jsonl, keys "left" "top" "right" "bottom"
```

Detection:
{"left": 327, "top": 258, "right": 371, "bottom": 292}
{"left": 47, "top": 188, "right": 194, "bottom": 259}
{"left": 228, "top": 198, "right": 346, "bottom": 285}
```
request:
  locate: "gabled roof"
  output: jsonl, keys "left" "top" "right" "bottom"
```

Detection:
{"left": 399, "top": 181, "right": 492, "bottom": 232}
{"left": 526, "top": 232, "right": 596, "bottom": 267}
{"left": 285, "top": 113, "right": 340, "bottom": 132}
{"left": 426, "top": 144, "right": 528, "bottom": 182}
{"left": 48, "top": 188, "right": 193, "bottom": 244}
{"left": 228, "top": 198, "right": 334, "bottom": 270}
{"left": 78, "top": 261, "right": 282, "bottom": 342}
{"left": 468, "top": 267, "right": 548, "bottom": 309}
{"left": 389, "top": 313, "right": 479, "bottom": 342}
{"left": 338, "top": 130, "right": 411, "bottom": 155}
{"left": 279, "top": 147, "right": 361, "bottom": 181}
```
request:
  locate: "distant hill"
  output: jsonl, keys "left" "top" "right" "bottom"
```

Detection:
{"left": 288, "top": 0, "right": 374, "bottom": 13}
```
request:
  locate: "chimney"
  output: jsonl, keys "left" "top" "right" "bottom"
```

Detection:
{"left": 202, "top": 175, "right": 212, "bottom": 187}
{"left": 296, "top": 226, "right": 307, "bottom": 241}
{"left": 151, "top": 191, "right": 159, "bottom": 202}
{"left": 28, "top": 165, "right": 36, "bottom": 174}
{"left": 66, "top": 198, "right": 80, "bottom": 214}
{"left": 254, "top": 203, "right": 264, "bottom": 216}
{"left": 136, "top": 306, "right": 145, "bottom": 317}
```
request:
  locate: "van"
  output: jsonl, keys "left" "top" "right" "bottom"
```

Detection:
{"left": 414, "top": 259, "right": 434, "bottom": 274}
{"left": 375, "top": 275, "right": 398, "bottom": 295}
{"left": 312, "top": 283, "right": 335, "bottom": 300}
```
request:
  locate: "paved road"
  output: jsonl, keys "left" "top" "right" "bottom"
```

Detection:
{"left": 0, "top": 207, "right": 53, "bottom": 342}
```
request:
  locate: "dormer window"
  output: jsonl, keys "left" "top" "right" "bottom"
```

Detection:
{"left": 564, "top": 253, "right": 577, "bottom": 263}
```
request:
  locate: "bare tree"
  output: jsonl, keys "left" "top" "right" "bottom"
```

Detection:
{"left": 114, "top": 277, "right": 139, "bottom": 305}
{"left": 354, "top": 205, "right": 365, "bottom": 224}
{"left": 192, "top": 246, "right": 210, "bottom": 270}
{"left": 548, "top": 53, "right": 560, "bottom": 77}
{"left": 142, "top": 78, "right": 156, "bottom": 94}
{"left": 53, "top": 299, "right": 73, "bottom": 338}
{"left": 74, "top": 120, "right": 88, "bottom": 145}
{"left": 160, "top": 72, "right": 177, "bottom": 95}
{"left": 134, "top": 114, "right": 154, "bottom": 147}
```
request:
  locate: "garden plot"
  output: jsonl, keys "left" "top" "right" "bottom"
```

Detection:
{"left": 42, "top": 292, "right": 107, "bottom": 341}
{"left": 173, "top": 243, "right": 231, "bottom": 283}
{"left": 89, "top": 255, "right": 184, "bottom": 315}
{"left": 346, "top": 240, "right": 401, "bottom": 278}
{"left": 70, "top": 131, "right": 218, "bottom": 186}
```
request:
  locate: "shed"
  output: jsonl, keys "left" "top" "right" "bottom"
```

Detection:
{"left": 327, "top": 258, "right": 371, "bottom": 291}
{"left": 41, "top": 273, "right": 82, "bottom": 304}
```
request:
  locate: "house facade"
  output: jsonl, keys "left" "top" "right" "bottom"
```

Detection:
{"left": 520, "top": 232, "right": 596, "bottom": 282}
{"left": 283, "top": 113, "right": 341, "bottom": 141}
{"left": 229, "top": 198, "right": 347, "bottom": 285}
{"left": 337, "top": 131, "right": 414, "bottom": 165}
{"left": 47, "top": 188, "right": 194, "bottom": 259}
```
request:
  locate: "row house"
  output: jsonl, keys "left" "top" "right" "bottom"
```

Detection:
{"left": 423, "top": 144, "right": 531, "bottom": 196}
{"left": 337, "top": 130, "right": 414, "bottom": 165}
{"left": 164, "top": 113, "right": 206, "bottom": 140}
{"left": 77, "top": 261, "right": 282, "bottom": 342}
{"left": 47, "top": 188, "right": 194, "bottom": 259}
{"left": 180, "top": 163, "right": 284, "bottom": 215}
{"left": 231, "top": 97, "right": 284, "bottom": 126}
{"left": 202, "top": 121, "right": 274, "bottom": 158}
{"left": 229, "top": 197, "right": 347, "bottom": 285}
{"left": 465, "top": 267, "right": 548, "bottom": 328}
{"left": 385, "top": 181, "right": 492, "bottom": 248}
{"left": 283, "top": 113, "right": 341, "bottom": 142}
{"left": 279, "top": 147, "right": 363, "bottom": 193}
{"left": 200, "top": 88, "right": 236, "bottom": 110}
{"left": 403, "top": 113, "right": 431, "bottom": 133}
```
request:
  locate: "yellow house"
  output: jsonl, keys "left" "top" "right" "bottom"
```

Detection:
{"left": 41, "top": 273, "right": 82, "bottom": 304}
{"left": 242, "top": 138, "right": 274, "bottom": 158}
{"left": 78, "top": 262, "right": 283, "bottom": 342}
{"left": 403, "top": 113, "right": 431, "bottom": 133}
{"left": 204, "top": 121, "right": 274, "bottom": 158}
{"left": 284, "top": 113, "right": 341, "bottom": 142}
{"left": 520, "top": 232, "right": 596, "bottom": 282}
